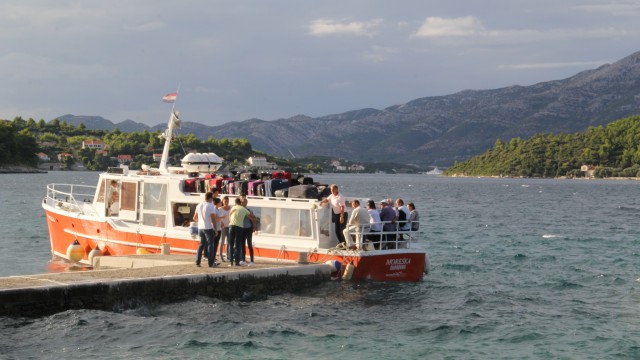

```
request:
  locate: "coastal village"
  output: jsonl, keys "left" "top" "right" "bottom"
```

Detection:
{"left": 34, "top": 138, "right": 370, "bottom": 174}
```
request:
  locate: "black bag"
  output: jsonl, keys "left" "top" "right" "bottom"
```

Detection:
{"left": 288, "top": 185, "right": 318, "bottom": 199}
{"left": 398, "top": 209, "right": 407, "bottom": 227}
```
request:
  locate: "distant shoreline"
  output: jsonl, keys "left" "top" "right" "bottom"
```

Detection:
{"left": 0, "top": 165, "right": 47, "bottom": 174}
{"left": 447, "top": 174, "right": 640, "bottom": 181}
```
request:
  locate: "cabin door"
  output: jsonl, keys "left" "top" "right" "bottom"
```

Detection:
{"left": 118, "top": 180, "right": 139, "bottom": 221}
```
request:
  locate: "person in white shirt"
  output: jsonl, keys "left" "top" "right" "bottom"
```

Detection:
{"left": 319, "top": 184, "right": 348, "bottom": 246}
{"left": 343, "top": 199, "right": 370, "bottom": 250}
{"left": 193, "top": 192, "right": 218, "bottom": 267}
{"left": 395, "top": 198, "right": 411, "bottom": 231}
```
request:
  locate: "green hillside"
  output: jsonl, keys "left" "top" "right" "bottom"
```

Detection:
{"left": 445, "top": 115, "right": 640, "bottom": 178}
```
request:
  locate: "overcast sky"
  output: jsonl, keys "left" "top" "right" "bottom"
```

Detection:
{"left": 1, "top": 1, "right": 639, "bottom": 127}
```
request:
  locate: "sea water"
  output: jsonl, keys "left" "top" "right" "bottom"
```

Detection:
{"left": 0, "top": 172, "right": 639, "bottom": 359}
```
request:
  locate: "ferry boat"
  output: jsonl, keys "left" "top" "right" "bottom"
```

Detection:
{"left": 42, "top": 110, "right": 429, "bottom": 281}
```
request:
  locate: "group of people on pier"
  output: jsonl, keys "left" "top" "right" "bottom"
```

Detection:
{"left": 193, "top": 188, "right": 257, "bottom": 268}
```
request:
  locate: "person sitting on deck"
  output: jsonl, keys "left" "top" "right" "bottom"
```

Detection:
{"left": 342, "top": 199, "right": 370, "bottom": 250}
{"left": 379, "top": 199, "right": 397, "bottom": 249}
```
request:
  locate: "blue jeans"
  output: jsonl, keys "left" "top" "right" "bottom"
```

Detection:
{"left": 229, "top": 225, "right": 245, "bottom": 265}
{"left": 195, "top": 228, "right": 215, "bottom": 266}
{"left": 243, "top": 227, "right": 254, "bottom": 262}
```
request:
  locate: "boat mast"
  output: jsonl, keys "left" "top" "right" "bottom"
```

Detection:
{"left": 158, "top": 111, "right": 180, "bottom": 174}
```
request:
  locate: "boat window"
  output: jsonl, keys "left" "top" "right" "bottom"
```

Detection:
{"left": 143, "top": 183, "right": 167, "bottom": 211}
{"left": 96, "top": 180, "right": 106, "bottom": 203}
{"left": 318, "top": 206, "right": 331, "bottom": 238}
{"left": 120, "top": 182, "right": 137, "bottom": 211}
{"left": 107, "top": 180, "right": 121, "bottom": 216}
{"left": 142, "top": 213, "right": 165, "bottom": 227}
{"left": 256, "top": 207, "right": 275, "bottom": 234}
{"left": 278, "top": 208, "right": 312, "bottom": 237}
{"left": 172, "top": 203, "right": 196, "bottom": 227}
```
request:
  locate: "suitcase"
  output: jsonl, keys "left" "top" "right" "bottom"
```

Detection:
{"left": 288, "top": 185, "right": 318, "bottom": 199}
{"left": 274, "top": 189, "right": 288, "bottom": 197}
{"left": 270, "top": 178, "right": 289, "bottom": 196}
{"left": 248, "top": 180, "right": 264, "bottom": 196}
{"left": 196, "top": 179, "right": 205, "bottom": 193}
{"left": 257, "top": 183, "right": 266, "bottom": 196}
{"left": 272, "top": 171, "right": 292, "bottom": 182}
{"left": 240, "top": 172, "right": 259, "bottom": 180}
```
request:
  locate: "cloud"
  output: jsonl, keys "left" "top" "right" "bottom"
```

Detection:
{"left": 411, "top": 15, "right": 633, "bottom": 45}
{"left": 414, "top": 16, "right": 484, "bottom": 38}
{"left": 309, "top": 18, "right": 383, "bottom": 37}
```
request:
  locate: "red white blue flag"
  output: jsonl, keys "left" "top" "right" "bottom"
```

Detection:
{"left": 162, "top": 93, "right": 177, "bottom": 103}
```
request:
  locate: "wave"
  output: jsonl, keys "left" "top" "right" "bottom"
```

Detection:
{"left": 542, "top": 234, "right": 562, "bottom": 239}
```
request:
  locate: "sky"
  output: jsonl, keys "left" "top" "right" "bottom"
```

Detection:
{"left": 1, "top": 0, "right": 639, "bottom": 127}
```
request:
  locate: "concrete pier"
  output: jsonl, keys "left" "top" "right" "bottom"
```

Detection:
{"left": 0, "top": 255, "right": 332, "bottom": 317}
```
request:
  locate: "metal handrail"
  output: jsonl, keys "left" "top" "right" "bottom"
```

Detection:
{"left": 345, "top": 220, "right": 422, "bottom": 250}
{"left": 45, "top": 183, "right": 96, "bottom": 214}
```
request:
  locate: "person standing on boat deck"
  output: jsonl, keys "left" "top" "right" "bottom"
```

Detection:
{"left": 241, "top": 198, "right": 257, "bottom": 266}
{"left": 319, "top": 184, "right": 348, "bottom": 245}
{"left": 395, "top": 198, "right": 411, "bottom": 245}
{"left": 219, "top": 196, "right": 231, "bottom": 262}
{"left": 379, "top": 199, "right": 397, "bottom": 249}
{"left": 342, "top": 199, "right": 370, "bottom": 250}
{"left": 193, "top": 192, "right": 219, "bottom": 267}
{"left": 107, "top": 180, "right": 119, "bottom": 216}
{"left": 408, "top": 202, "right": 420, "bottom": 231}
{"left": 229, "top": 197, "right": 256, "bottom": 266}
{"left": 366, "top": 200, "right": 382, "bottom": 245}
{"left": 395, "top": 199, "right": 411, "bottom": 231}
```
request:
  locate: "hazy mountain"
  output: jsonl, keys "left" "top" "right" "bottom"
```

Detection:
{"left": 56, "top": 50, "right": 640, "bottom": 166}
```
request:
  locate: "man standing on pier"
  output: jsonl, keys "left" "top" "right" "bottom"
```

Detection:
{"left": 193, "top": 192, "right": 219, "bottom": 267}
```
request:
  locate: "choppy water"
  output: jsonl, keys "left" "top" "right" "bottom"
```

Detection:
{"left": 1, "top": 172, "right": 640, "bottom": 359}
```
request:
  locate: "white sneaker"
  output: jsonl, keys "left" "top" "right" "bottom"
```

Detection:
{"left": 239, "top": 261, "right": 246, "bottom": 266}
{"left": 248, "top": 262, "right": 254, "bottom": 267}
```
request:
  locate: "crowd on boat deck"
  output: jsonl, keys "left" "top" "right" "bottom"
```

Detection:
{"left": 192, "top": 182, "right": 420, "bottom": 267}
{"left": 319, "top": 184, "right": 420, "bottom": 250}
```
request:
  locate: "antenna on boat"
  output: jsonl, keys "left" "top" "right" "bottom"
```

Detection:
{"left": 159, "top": 86, "right": 181, "bottom": 173}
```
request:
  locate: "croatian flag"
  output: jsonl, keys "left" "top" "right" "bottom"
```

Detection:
{"left": 162, "top": 93, "right": 177, "bottom": 103}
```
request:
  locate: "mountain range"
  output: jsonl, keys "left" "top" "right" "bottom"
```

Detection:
{"left": 58, "top": 50, "right": 640, "bottom": 166}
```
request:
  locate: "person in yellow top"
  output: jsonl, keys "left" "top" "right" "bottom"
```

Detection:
{"left": 228, "top": 197, "right": 256, "bottom": 266}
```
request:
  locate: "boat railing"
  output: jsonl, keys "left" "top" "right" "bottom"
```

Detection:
{"left": 45, "top": 183, "right": 96, "bottom": 214}
{"left": 345, "top": 221, "right": 422, "bottom": 251}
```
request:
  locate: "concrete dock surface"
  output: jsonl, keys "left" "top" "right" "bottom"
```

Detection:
{"left": 0, "top": 255, "right": 331, "bottom": 317}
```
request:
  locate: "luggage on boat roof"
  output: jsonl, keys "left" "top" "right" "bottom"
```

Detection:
{"left": 288, "top": 184, "right": 318, "bottom": 199}
{"left": 274, "top": 189, "right": 288, "bottom": 197}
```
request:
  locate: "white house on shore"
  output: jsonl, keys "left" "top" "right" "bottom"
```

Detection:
{"left": 82, "top": 140, "right": 105, "bottom": 150}
{"left": 581, "top": 165, "right": 596, "bottom": 179}
{"left": 248, "top": 156, "right": 277, "bottom": 170}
